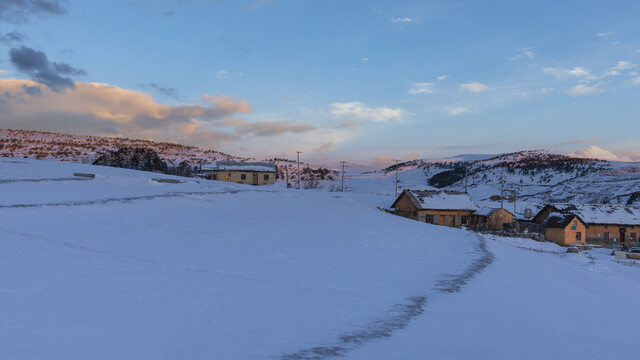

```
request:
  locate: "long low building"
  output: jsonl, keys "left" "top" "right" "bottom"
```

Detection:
{"left": 391, "top": 189, "right": 479, "bottom": 227}
{"left": 532, "top": 204, "right": 640, "bottom": 246}
{"left": 201, "top": 161, "right": 276, "bottom": 185}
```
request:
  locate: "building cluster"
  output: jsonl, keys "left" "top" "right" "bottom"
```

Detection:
{"left": 391, "top": 189, "right": 640, "bottom": 248}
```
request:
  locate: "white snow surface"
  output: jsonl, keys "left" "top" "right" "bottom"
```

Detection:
{"left": 1, "top": 158, "right": 639, "bottom": 359}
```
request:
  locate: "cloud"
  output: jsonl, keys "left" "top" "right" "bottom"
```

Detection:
{"left": 543, "top": 67, "right": 595, "bottom": 80}
{"left": 633, "top": 76, "right": 640, "bottom": 86}
{"left": 566, "top": 83, "right": 599, "bottom": 96}
{"left": 437, "top": 75, "right": 448, "bottom": 81}
{"left": 330, "top": 102, "right": 408, "bottom": 123}
{"left": 444, "top": 106, "right": 473, "bottom": 116}
{"left": 405, "top": 153, "right": 420, "bottom": 161}
{"left": 140, "top": 83, "right": 179, "bottom": 99}
{"left": 216, "top": 70, "right": 244, "bottom": 79}
{"left": 554, "top": 138, "right": 601, "bottom": 146}
{"left": 573, "top": 145, "right": 622, "bottom": 161}
{"left": 390, "top": 17, "right": 413, "bottom": 23}
{"left": 337, "top": 119, "right": 358, "bottom": 128}
{"left": 0, "top": 78, "right": 314, "bottom": 149}
{"left": 374, "top": 155, "right": 395, "bottom": 167}
{"left": 459, "top": 82, "right": 487, "bottom": 93}
{"left": 408, "top": 82, "right": 433, "bottom": 95}
{"left": 222, "top": 118, "right": 315, "bottom": 137}
{"left": 22, "top": 84, "right": 42, "bottom": 96}
{"left": 313, "top": 142, "right": 334, "bottom": 153}
{"left": 0, "top": 0, "right": 67, "bottom": 23}
{"left": 9, "top": 46, "right": 86, "bottom": 92}
{"left": 509, "top": 47, "right": 535, "bottom": 60}
{"left": 596, "top": 31, "right": 615, "bottom": 37}
{"left": 0, "top": 31, "right": 27, "bottom": 44}
{"left": 361, "top": 58, "right": 369, "bottom": 62}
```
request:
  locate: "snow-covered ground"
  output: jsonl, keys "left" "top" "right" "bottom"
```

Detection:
{"left": 1, "top": 158, "right": 638, "bottom": 359}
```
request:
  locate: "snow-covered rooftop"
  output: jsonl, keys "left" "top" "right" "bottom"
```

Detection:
{"left": 545, "top": 203, "right": 640, "bottom": 226}
{"left": 201, "top": 161, "right": 276, "bottom": 172}
{"left": 398, "top": 189, "right": 479, "bottom": 211}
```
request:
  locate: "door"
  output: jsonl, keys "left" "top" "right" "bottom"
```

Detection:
{"left": 252, "top": 172, "right": 258, "bottom": 185}
{"left": 576, "top": 232, "right": 582, "bottom": 242}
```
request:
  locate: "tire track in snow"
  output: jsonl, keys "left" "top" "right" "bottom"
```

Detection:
{"left": 0, "top": 177, "right": 91, "bottom": 184}
{"left": 0, "top": 189, "right": 276, "bottom": 209}
{"left": 279, "top": 234, "right": 493, "bottom": 360}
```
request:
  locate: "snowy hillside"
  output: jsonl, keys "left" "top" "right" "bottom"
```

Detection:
{"left": 1, "top": 157, "right": 639, "bottom": 359}
{"left": 352, "top": 150, "right": 640, "bottom": 213}
{"left": 0, "top": 129, "right": 338, "bottom": 186}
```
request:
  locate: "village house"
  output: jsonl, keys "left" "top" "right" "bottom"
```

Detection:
{"left": 471, "top": 207, "right": 515, "bottom": 231}
{"left": 542, "top": 213, "right": 587, "bottom": 246}
{"left": 201, "top": 161, "right": 276, "bottom": 185}
{"left": 532, "top": 204, "right": 640, "bottom": 247}
{"left": 391, "top": 189, "right": 478, "bottom": 227}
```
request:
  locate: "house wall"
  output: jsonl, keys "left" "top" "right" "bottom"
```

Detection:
{"left": 392, "top": 194, "right": 474, "bottom": 227}
{"left": 545, "top": 217, "right": 586, "bottom": 246}
{"left": 585, "top": 225, "right": 640, "bottom": 244}
{"left": 203, "top": 170, "right": 275, "bottom": 185}
{"left": 487, "top": 209, "right": 514, "bottom": 230}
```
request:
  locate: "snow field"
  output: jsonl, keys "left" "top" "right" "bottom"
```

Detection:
{"left": 0, "top": 158, "right": 479, "bottom": 359}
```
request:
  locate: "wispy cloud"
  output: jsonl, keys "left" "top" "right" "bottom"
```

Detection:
{"left": 216, "top": 70, "right": 244, "bottom": 79}
{"left": 436, "top": 75, "right": 448, "bottom": 81}
{"left": 509, "top": 47, "right": 535, "bottom": 61}
{"left": 330, "top": 102, "right": 408, "bottom": 123}
{"left": 390, "top": 17, "right": 413, "bottom": 23}
{"left": 408, "top": 82, "right": 433, "bottom": 95}
{"left": 444, "top": 106, "right": 473, "bottom": 116}
{"left": 459, "top": 82, "right": 487, "bottom": 93}
{"left": 596, "top": 31, "right": 615, "bottom": 37}
{"left": 566, "top": 83, "right": 599, "bottom": 96}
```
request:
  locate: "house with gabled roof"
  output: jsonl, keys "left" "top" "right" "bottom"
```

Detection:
{"left": 201, "top": 161, "right": 276, "bottom": 185}
{"left": 533, "top": 204, "right": 640, "bottom": 246}
{"left": 471, "top": 207, "right": 515, "bottom": 231}
{"left": 391, "top": 189, "right": 478, "bottom": 227}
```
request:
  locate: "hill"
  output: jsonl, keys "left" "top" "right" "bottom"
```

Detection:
{"left": 359, "top": 150, "right": 640, "bottom": 210}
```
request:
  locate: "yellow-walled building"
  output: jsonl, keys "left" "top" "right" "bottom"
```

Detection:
{"left": 533, "top": 204, "right": 640, "bottom": 247}
{"left": 391, "top": 189, "right": 478, "bottom": 227}
{"left": 201, "top": 161, "right": 276, "bottom": 185}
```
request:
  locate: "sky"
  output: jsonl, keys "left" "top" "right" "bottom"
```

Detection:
{"left": 1, "top": 0, "right": 640, "bottom": 166}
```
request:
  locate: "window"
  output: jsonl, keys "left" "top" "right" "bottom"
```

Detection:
{"left": 603, "top": 232, "right": 610, "bottom": 241}
{"left": 576, "top": 232, "right": 582, "bottom": 241}
{"left": 241, "top": 174, "right": 247, "bottom": 180}
{"left": 461, "top": 216, "right": 468, "bottom": 225}
{"left": 425, "top": 215, "right": 434, "bottom": 223}
{"left": 225, "top": 173, "right": 231, "bottom": 180}
{"left": 211, "top": 174, "right": 217, "bottom": 180}
{"left": 264, "top": 174, "right": 269, "bottom": 181}
{"left": 631, "top": 232, "right": 637, "bottom": 241}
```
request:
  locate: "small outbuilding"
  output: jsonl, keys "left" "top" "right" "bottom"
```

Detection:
{"left": 391, "top": 189, "right": 478, "bottom": 227}
{"left": 542, "top": 213, "right": 587, "bottom": 246}
{"left": 201, "top": 161, "right": 276, "bottom": 185}
{"left": 471, "top": 207, "right": 515, "bottom": 231}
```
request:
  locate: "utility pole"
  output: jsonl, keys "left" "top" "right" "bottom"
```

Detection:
{"left": 500, "top": 171, "right": 504, "bottom": 209}
{"left": 340, "top": 161, "right": 348, "bottom": 191}
{"left": 296, "top": 151, "right": 302, "bottom": 189}
{"left": 394, "top": 160, "right": 401, "bottom": 197}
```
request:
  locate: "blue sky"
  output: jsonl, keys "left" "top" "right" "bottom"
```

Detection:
{"left": 1, "top": 0, "right": 639, "bottom": 165}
